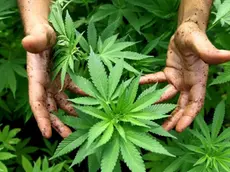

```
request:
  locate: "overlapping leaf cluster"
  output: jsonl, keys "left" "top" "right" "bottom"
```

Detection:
{"left": 51, "top": 50, "right": 176, "bottom": 172}
{"left": 145, "top": 100, "right": 230, "bottom": 172}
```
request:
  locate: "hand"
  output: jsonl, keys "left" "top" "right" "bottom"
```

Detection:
{"left": 23, "top": 24, "right": 85, "bottom": 138}
{"left": 140, "top": 21, "right": 230, "bottom": 132}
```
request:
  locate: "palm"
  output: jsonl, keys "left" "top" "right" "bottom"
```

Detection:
{"left": 162, "top": 33, "right": 208, "bottom": 132}
{"left": 140, "top": 22, "right": 230, "bottom": 132}
{"left": 24, "top": 24, "right": 85, "bottom": 138}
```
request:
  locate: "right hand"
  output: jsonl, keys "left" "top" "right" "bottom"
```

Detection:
{"left": 23, "top": 23, "right": 85, "bottom": 138}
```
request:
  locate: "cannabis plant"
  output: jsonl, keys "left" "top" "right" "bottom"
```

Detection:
{"left": 50, "top": 49, "right": 176, "bottom": 172}
{"left": 0, "top": 125, "right": 20, "bottom": 171}
{"left": 145, "top": 100, "right": 230, "bottom": 172}
{"left": 49, "top": 1, "right": 154, "bottom": 86}
{"left": 0, "top": 0, "right": 17, "bottom": 20}
{"left": 22, "top": 156, "right": 65, "bottom": 172}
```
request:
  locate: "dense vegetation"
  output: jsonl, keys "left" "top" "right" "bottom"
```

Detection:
{"left": 1, "top": 0, "right": 230, "bottom": 171}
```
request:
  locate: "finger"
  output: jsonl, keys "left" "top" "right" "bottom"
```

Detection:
{"left": 22, "top": 24, "right": 56, "bottom": 53}
{"left": 176, "top": 84, "right": 205, "bottom": 132}
{"left": 139, "top": 72, "right": 167, "bottom": 85}
{"left": 162, "top": 108, "right": 184, "bottom": 131}
{"left": 162, "top": 91, "right": 189, "bottom": 131}
{"left": 54, "top": 92, "right": 77, "bottom": 116}
{"left": 50, "top": 114, "right": 72, "bottom": 138}
{"left": 27, "top": 52, "right": 51, "bottom": 138}
{"left": 155, "top": 84, "right": 178, "bottom": 103}
{"left": 190, "top": 31, "right": 230, "bottom": 64}
{"left": 46, "top": 91, "right": 57, "bottom": 112}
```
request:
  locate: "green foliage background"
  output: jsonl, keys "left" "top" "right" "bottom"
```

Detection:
{"left": 1, "top": 0, "right": 230, "bottom": 171}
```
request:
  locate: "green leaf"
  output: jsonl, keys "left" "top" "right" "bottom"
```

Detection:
{"left": 123, "top": 60, "right": 140, "bottom": 74}
{"left": 218, "top": 161, "right": 230, "bottom": 172}
{"left": 101, "top": 35, "right": 118, "bottom": 53}
{"left": 0, "top": 161, "right": 7, "bottom": 172}
{"left": 76, "top": 106, "right": 108, "bottom": 120}
{"left": 127, "top": 131, "right": 173, "bottom": 156}
{"left": 60, "top": 61, "right": 68, "bottom": 89}
{"left": 120, "top": 139, "right": 145, "bottom": 172}
{"left": 65, "top": 10, "right": 75, "bottom": 40}
{"left": 194, "top": 156, "right": 207, "bottom": 166}
{"left": 150, "top": 126, "right": 176, "bottom": 139}
{"left": 137, "top": 84, "right": 157, "bottom": 100}
{"left": 211, "top": 100, "right": 225, "bottom": 139}
{"left": 180, "top": 144, "right": 204, "bottom": 154}
{"left": 103, "top": 42, "right": 136, "bottom": 54}
{"left": 122, "top": 10, "right": 140, "bottom": 33}
{"left": 51, "top": 132, "right": 88, "bottom": 159}
{"left": 76, "top": 30, "right": 90, "bottom": 53}
{"left": 216, "top": 128, "right": 230, "bottom": 143}
{"left": 130, "top": 87, "right": 166, "bottom": 112}
{"left": 108, "top": 59, "right": 123, "bottom": 98}
{"left": 195, "top": 110, "right": 210, "bottom": 140}
{"left": 88, "top": 22, "right": 97, "bottom": 50}
{"left": 210, "top": 71, "right": 230, "bottom": 85}
{"left": 114, "top": 124, "right": 126, "bottom": 141}
{"left": 142, "top": 37, "right": 161, "bottom": 55}
{"left": 0, "top": 152, "right": 15, "bottom": 160}
{"left": 145, "top": 104, "right": 176, "bottom": 115}
{"left": 187, "top": 165, "right": 205, "bottom": 172}
{"left": 71, "top": 142, "right": 95, "bottom": 167}
{"left": 213, "top": 0, "right": 230, "bottom": 26}
{"left": 42, "top": 157, "right": 49, "bottom": 170}
{"left": 96, "top": 123, "right": 114, "bottom": 147}
{"left": 108, "top": 51, "right": 151, "bottom": 60}
{"left": 70, "top": 74, "right": 99, "bottom": 97}
{"left": 88, "top": 154, "right": 100, "bottom": 172}
{"left": 125, "top": 111, "right": 168, "bottom": 120}
{"left": 125, "top": 76, "right": 140, "bottom": 106}
{"left": 88, "top": 50, "right": 108, "bottom": 100}
{"left": 49, "top": 4, "right": 66, "bottom": 35}
{"left": 3, "top": 63, "right": 16, "bottom": 97}
{"left": 52, "top": 162, "right": 65, "bottom": 172}
{"left": 188, "top": 129, "right": 206, "bottom": 145}
{"left": 163, "top": 156, "right": 185, "bottom": 172}
{"left": 90, "top": 4, "right": 117, "bottom": 22}
{"left": 101, "top": 17, "right": 121, "bottom": 41}
{"left": 22, "top": 155, "right": 33, "bottom": 172}
{"left": 101, "top": 137, "right": 120, "bottom": 172}
{"left": 57, "top": 115, "right": 91, "bottom": 130}
{"left": 87, "top": 121, "right": 110, "bottom": 147}
{"left": 113, "top": 161, "right": 122, "bottom": 172}
{"left": 121, "top": 117, "right": 150, "bottom": 128}
{"left": 70, "top": 97, "right": 99, "bottom": 105}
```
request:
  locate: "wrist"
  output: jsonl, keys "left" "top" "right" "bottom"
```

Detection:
{"left": 177, "top": 0, "right": 213, "bottom": 32}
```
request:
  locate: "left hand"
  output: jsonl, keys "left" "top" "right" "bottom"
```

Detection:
{"left": 140, "top": 21, "right": 230, "bottom": 132}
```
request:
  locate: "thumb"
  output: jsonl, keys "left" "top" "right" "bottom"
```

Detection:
{"left": 22, "top": 24, "right": 56, "bottom": 53}
{"left": 190, "top": 31, "right": 230, "bottom": 64}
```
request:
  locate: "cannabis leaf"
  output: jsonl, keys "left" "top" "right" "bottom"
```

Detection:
{"left": 125, "top": 0, "right": 180, "bottom": 19}
{"left": 52, "top": 49, "right": 175, "bottom": 172}
{"left": 0, "top": 59, "right": 26, "bottom": 97}
{"left": 49, "top": 2, "right": 86, "bottom": 87}
{"left": 213, "top": 0, "right": 230, "bottom": 26}
{"left": 150, "top": 100, "right": 230, "bottom": 172}
{"left": 22, "top": 156, "right": 65, "bottom": 172}
{"left": 0, "top": 0, "right": 17, "bottom": 20}
{"left": 210, "top": 70, "right": 230, "bottom": 85}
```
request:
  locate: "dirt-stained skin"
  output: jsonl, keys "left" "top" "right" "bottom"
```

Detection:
{"left": 18, "top": 0, "right": 86, "bottom": 139}
{"left": 140, "top": 0, "right": 230, "bottom": 132}
{"left": 18, "top": 0, "right": 230, "bottom": 138}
